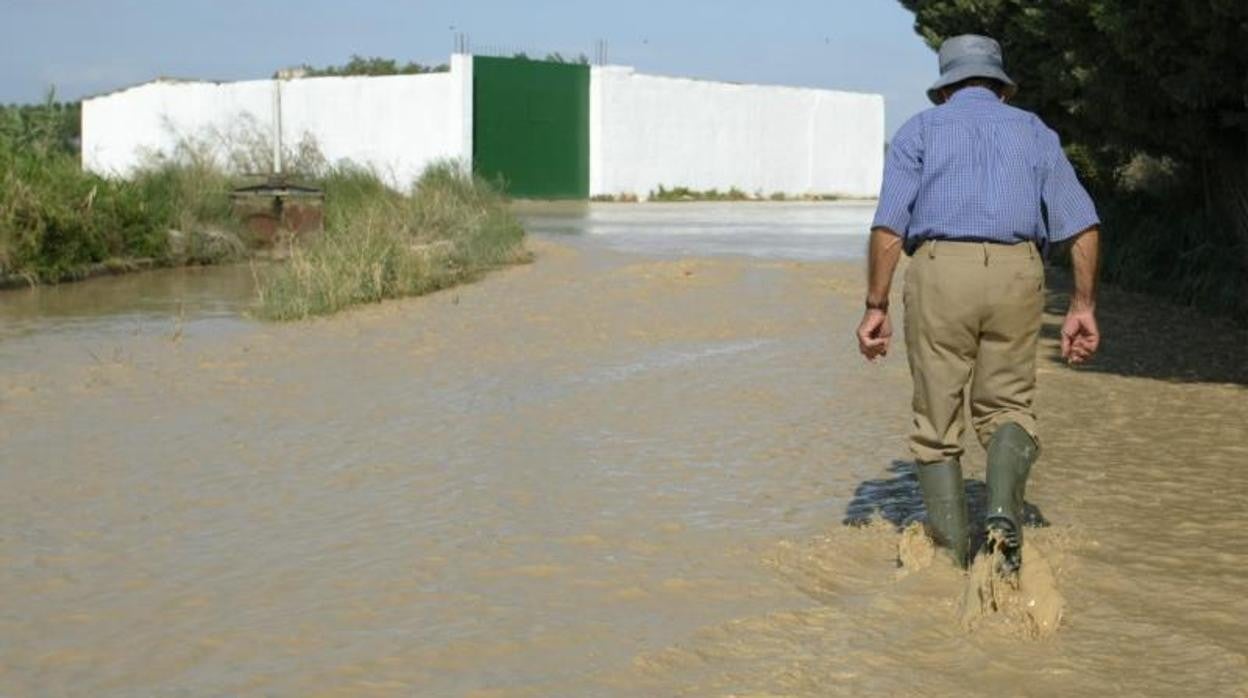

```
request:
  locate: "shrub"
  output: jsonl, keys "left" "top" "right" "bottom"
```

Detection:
{"left": 255, "top": 162, "right": 529, "bottom": 320}
{"left": 0, "top": 99, "right": 242, "bottom": 280}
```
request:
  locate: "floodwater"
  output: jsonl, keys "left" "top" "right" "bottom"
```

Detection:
{"left": 514, "top": 200, "right": 876, "bottom": 260}
{"left": 2, "top": 202, "right": 1246, "bottom": 696}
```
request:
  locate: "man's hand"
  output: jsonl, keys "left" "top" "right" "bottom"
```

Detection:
{"left": 857, "top": 228, "right": 903, "bottom": 363}
{"left": 857, "top": 309, "right": 892, "bottom": 361}
{"left": 1063, "top": 226, "right": 1101, "bottom": 366}
{"left": 1060, "top": 309, "right": 1099, "bottom": 365}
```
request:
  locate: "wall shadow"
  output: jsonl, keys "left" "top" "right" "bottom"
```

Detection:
{"left": 1042, "top": 268, "right": 1248, "bottom": 385}
{"left": 843, "top": 460, "right": 1048, "bottom": 553}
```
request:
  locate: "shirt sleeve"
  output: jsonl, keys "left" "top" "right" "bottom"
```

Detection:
{"left": 1039, "top": 124, "right": 1099, "bottom": 243}
{"left": 871, "top": 115, "right": 923, "bottom": 238}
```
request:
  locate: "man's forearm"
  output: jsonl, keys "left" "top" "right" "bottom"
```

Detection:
{"left": 1069, "top": 227, "right": 1100, "bottom": 311}
{"left": 866, "top": 227, "right": 904, "bottom": 307}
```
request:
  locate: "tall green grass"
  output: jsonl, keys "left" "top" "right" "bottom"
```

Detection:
{"left": 255, "top": 162, "right": 529, "bottom": 321}
{"left": 0, "top": 97, "right": 242, "bottom": 281}
{"left": 1093, "top": 191, "right": 1247, "bottom": 323}
{"left": 1, "top": 100, "right": 527, "bottom": 318}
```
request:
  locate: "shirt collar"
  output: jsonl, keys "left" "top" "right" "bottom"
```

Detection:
{"left": 948, "top": 86, "right": 999, "bottom": 103}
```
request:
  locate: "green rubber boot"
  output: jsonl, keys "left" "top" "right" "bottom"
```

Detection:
{"left": 984, "top": 423, "right": 1039, "bottom": 575}
{"left": 915, "top": 459, "right": 969, "bottom": 568}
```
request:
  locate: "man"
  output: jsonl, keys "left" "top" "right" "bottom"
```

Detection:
{"left": 855, "top": 35, "right": 1101, "bottom": 573}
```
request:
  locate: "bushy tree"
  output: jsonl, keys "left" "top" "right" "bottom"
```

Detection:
{"left": 0, "top": 90, "right": 80, "bottom": 156}
{"left": 900, "top": 0, "right": 1248, "bottom": 318}
{"left": 287, "top": 55, "right": 448, "bottom": 78}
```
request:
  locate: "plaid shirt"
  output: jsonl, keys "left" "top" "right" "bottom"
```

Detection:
{"left": 872, "top": 87, "right": 1099, "bottom": 254}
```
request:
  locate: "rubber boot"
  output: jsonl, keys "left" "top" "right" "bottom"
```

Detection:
{"left": 984, "top": 423, "right": 1039, "bottom": 575}
{"left": 915, "top": 459, "right": 969, "bottom": 568}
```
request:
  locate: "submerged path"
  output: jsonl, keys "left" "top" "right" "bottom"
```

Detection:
{"left": 1, "top": 204, "right": 1245, "bottom": 696}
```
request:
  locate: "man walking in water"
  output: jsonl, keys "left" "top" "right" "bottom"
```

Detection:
{"left": 855, "top": 35, "right": 1101, "bottom": 572}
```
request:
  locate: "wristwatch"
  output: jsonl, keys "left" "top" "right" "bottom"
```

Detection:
{"left": 865, "top": 298, "right": 890, "bottom": 312}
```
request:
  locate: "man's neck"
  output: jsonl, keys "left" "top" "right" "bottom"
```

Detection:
{"left": 948, "top": 86, "right": 999, "bottom": 102}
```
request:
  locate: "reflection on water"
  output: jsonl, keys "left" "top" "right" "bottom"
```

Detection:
{"left": 516, "top": 200, "right": 873, "bottom": 260}
{"left": 0, "top": 263, "right": 257, "bottom": 343}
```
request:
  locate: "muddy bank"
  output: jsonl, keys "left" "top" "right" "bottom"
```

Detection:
{"left": 1, "top": 228, "right": 1245, "bottom": 696}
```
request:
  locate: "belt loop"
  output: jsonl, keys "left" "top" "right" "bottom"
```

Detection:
{"left": 982, "top": 242, "right": 989, "bottom": 267}
{"left": 1029, "top": 241, "right": 1036, "bottom": 259}
{"left": 927, "top": 239, "right": 936, "bottom": 259}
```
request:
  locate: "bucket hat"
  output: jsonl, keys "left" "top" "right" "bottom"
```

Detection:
{"left": 927, "top": 34, "right": 1017, "bottom": 105}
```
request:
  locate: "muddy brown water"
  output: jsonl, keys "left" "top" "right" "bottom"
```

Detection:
{"left": 2, "top": 202, "right": 1245, "bottom": 696}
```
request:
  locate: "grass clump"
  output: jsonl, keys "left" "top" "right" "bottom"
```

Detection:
{"left": 645, "top": 186, "right": 853, "bottom": 202}
{"left": 590, "top": 192, "right": 639, "bottom": 203}
{"left": 649, "top": 185, "right": 751, "bottom": 202}
{"left": 255, "top": 162, "right": 529, "bottom": 321}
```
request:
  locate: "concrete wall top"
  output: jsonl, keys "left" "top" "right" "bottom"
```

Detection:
{"left": 593, "top": 64, "right": 881, "bottom": 99}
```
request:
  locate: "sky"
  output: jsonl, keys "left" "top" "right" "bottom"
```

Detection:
{"left": 0, "top": 0, "right": 938, "bottom": 137}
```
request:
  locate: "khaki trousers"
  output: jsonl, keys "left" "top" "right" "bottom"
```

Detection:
{"left": 902, "top": 240, "right": 1044, "bottom": 464}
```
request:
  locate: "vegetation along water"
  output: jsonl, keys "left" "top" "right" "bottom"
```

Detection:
{"left": 0, "top": 90, "right": 529, "bottom": 320}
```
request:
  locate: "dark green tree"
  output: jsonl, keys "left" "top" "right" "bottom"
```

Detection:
{"left": 285, "top": 55, "right": 448, "bottom": 78}
{"left": 899, "top": 0, "right": 1248, "bottom": 319}
{"left": 509, "top": 52, "right": 591, "bottom": 65}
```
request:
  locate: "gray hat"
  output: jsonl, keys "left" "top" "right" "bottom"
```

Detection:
{"left": 927, "top": 34, "right": 1017, "bottom": 105}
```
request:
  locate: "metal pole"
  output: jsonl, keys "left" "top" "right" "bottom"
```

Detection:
{"left": 272, "top": 78, "right": 283, "bottom": 177}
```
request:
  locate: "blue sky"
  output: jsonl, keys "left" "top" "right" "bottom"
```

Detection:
{"left": 0, "top": 0, "right": 938, "bottom": 137}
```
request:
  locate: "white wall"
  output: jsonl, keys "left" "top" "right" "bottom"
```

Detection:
{"left": 82, "top": 79, "right": 270, "bottom": 176}
{"left": 82, "top": 58, "right": 882, "bottom": 199}
{"left": 82, "top": 59, "right": 473, "bottom": 187}
{"left": 278, "top": 72, "right": 459, "bottom": 186}
{"left": 590, "top": 66, "right": 883, "bottom": 199}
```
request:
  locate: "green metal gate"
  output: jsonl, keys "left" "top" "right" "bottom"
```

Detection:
{"left": 473, "top": 56, "right": 589, "bottom": 199}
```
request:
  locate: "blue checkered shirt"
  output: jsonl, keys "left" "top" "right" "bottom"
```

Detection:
{"left": 872, "top": 87, "right": 1099, "bottom": 254}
